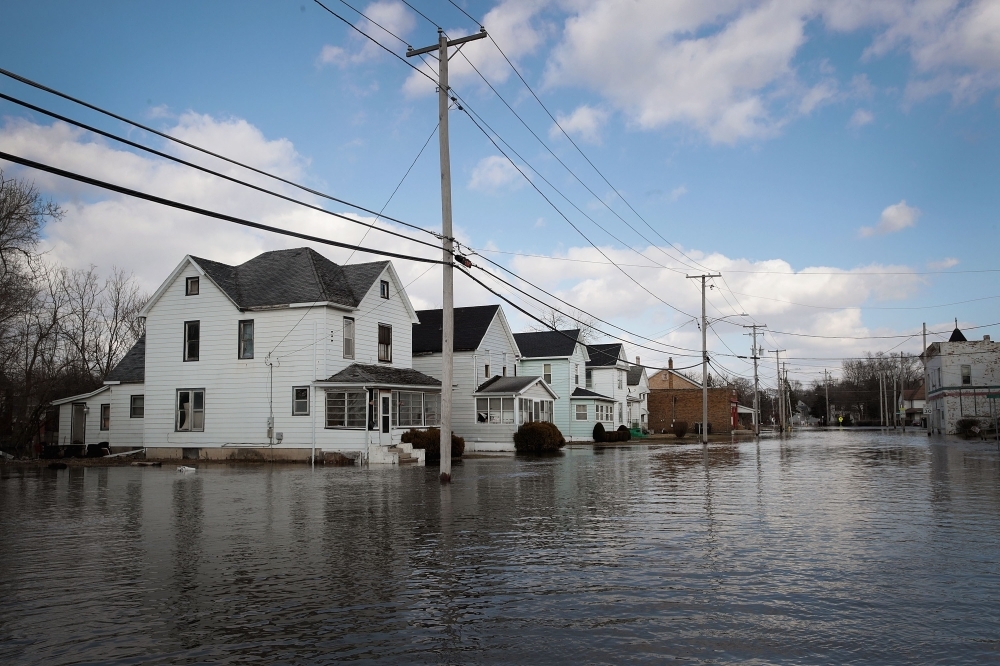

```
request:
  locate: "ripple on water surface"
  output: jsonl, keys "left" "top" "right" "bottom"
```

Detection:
{"left": 2, "top": 430, "right": 999, "bottom": 664}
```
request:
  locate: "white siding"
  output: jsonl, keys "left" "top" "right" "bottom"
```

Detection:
{"left": 56, "top": 387, "right": 110, "bottom": 447}
{"left": 109, "top": 384, "right": 145, "bottom": 448}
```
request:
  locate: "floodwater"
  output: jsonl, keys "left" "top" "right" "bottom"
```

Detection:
{"left": 2, "top": 431, "right": 999, "bottom": 664}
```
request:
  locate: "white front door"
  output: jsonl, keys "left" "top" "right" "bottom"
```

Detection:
{"left": 379, "top": 392, "right": 391, "bottom": 446}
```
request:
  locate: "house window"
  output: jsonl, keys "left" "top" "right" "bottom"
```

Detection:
{"left": 543, "top": 363, "right": 552, "bottom": 384}
{"left": 343, "top": 317, "right": 355, "bottom": 359}
{"left": 586, "top": 369, "right": 593, "bottom": 389}
{"left": 618, "top": 372, "right": 623, "bottom": 389}
{"left": 100, "top": 404, "right": 110, "bottom": 431}
{"left": 618, "top": 404, "right": 623, "bottom": 423}
{"left": 380, "top": 280, "right": 390, "bottom": 299}
{"left": 423, "top": 393, "right": 441, "bottom": 426}
{"left": 540, "top": 400, "right": 552, "bottom": 423}
{"left": 238, "top": 320, "right": 254, "bottom": 359}
{"left": 292, "top": 387, "right": 309, "bottom": 416}
{"left": 961, "top": 365, "right": 971, "bottom": 385}
{"left": 176, "top": 389, "right": 205, "bottom": 432}
{"left": 130, "top": 395, "right": 144, "bottom": 418}
{"left": 477, "top": 397, "right": 514, "bottom": 424}
{"left": 185, "top": 276, "right": 199, "bottom": 295}
{"left": 184, "top": 321, "right": 200, "bottom": 361}
{"left": 575, "top": 363, "right": 580, "bottom": 386}
{"left": 519, "top": 398, "right": 532, "bottom": 424}
{"left": 378, "top": 324, "right": 392, "bottom": 362}
{"left": 576, "top": 404, "right": 588, "bottom": 421}
{"left": 485, "top": 364, "right": 491, "bottom": 378}
{"left": 325, "top": 391, "right": 366, "bottom": 428}
{"left": 393, "top": 391, "right": 427, "bottom": 427}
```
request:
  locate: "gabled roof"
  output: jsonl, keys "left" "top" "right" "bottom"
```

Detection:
{"left": 413, "top": 305, "right": 501, "bottom": 353}
{"left": 902, "top": 383, "right": 925, "bottom": 401}
{"left": 586, "top": 343, "right": 624, "bottom": 367}
{"left": 190, "top": 248, "right": 389, "bottom": 310}
{"left": 949, "top": 327, "right": 967, "bottom": 342}
{"left": 105, "top": 336, "right": 145, "bottom": 384}
{"left": 571, "top": 387, "right": 614, "bottom": 401}
{"left": 475, "top": 375, "right": 558, "bottom": 398}
{"left": 626, "top": 364, "right": 645, "bottom": 387}
{"left": 322, "top": 363, "right": 441, "bottom": 387}
{"left": 513, "top": 329, "right": 582, "bottom": 358}
{"left": 51, "top": 385, "right": 111, "bottom": 406}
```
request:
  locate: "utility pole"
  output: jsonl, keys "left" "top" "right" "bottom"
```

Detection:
{"left": 743, "top": 324, "right": 767, "bottom": 437}
{"left": 879, "top": 372, "right": 884, "bottom": 427}
{"left": 923, "top": 322, "right": 930, "bottom": 436}
{"left": 687, "top": 274, "right": 721, "bottom": 444}
{"left": 783, "top": 362, "right": 791, "bottom": 429}
{"left": 770, "top": 349, "right": 786, "bottom": 432}
{"left": 408, "top": 27, "right": 488, "bottom": 483}
{"left": 824, "top": 369, "right": 830, "bottom": 427}
{"left": 900, "top": 350, "right": 906, "bottom": 433}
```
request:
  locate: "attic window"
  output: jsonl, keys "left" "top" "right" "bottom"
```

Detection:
{"left": 186, "top": 276, "right": 199, "bottom": 296}
{"left": 380, "top": 280, "right": 389, "bottom": 299}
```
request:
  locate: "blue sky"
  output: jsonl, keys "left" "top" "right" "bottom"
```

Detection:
{"left": 1, "top": 0, "right": 999, "bottom": 387}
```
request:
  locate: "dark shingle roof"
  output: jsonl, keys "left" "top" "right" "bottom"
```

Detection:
{"left": 324, "top": 363, "right": 440, "bottom": 387}
{"left": 949, "top": 327, "right": 967, "bottom": 342}
{"left": 571, "top": 387, "right": 614, "bottom": 400}
{"left": 106, "top": 336, "right": 145, "bottom": 383}
{"left": 586, "top": 343, "right": 624, "bottom": 367}
{"left": 513, "top": 329, "right": 581, "bottom": 358}
{"left": 626, "top": 365, "right": 644, "bottom": 386}
{"left": 191, "top": 248, "right": 389, "bottom": 309}
{"left": 475, "top": 375, "right": 542, "bottom": 393}
{"left": 413, "top": 305, "right": 500, "bottom": 354}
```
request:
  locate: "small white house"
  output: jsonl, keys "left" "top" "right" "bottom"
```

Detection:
{"left": 586, "top": 343, "right": 632, "bottom": 430}
{"left": 925, "top": 326, "right": 1000, "bottom": 435}
{"left": 626, "top": 359, "right": 649, "bottom": 430}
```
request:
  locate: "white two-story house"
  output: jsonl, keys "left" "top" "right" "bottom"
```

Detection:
{"left": 57, "top": 248, "right": 441, "bottom": 464}
{"left": 925, "top": 325, "right": 1000, "bottom": 435}
{"left": 411, "top": 305, "right": 557, "bottom": 451}
{"left": 626, "top": 359, "right": 649, "bottom": 430}
{"left": 586, "top": 343, "right": 632, "bottom": 431}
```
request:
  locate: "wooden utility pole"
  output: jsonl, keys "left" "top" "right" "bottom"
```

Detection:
{"left": 923, "top": 322, "right": 930, "bottom": 435}
{"left": 407, "top": 28, "right": 487, "bottom": 483}
{"left": 900, "top": 350, "right": 906, "bottom": 433}
{"left": 743, "top": 324, "right": 766, "bottom": 437}
{"left": 687, "top": 273, "right": 721, "bottom": 444}
{"left": 824, "top": 369, "right": 830, "bottom": 427}
{"left": 879, "top": 372, "right": 884, "bottom": 427}
{"left": 770, "top": 349, "right": 786, "bottom": 432}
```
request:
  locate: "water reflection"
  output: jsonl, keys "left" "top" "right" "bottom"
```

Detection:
{"left": 2, "top": 431, "right": 1000, "bottom": 664}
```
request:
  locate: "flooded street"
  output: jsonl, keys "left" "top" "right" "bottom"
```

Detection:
{"left": 2, "top": 430, "right": 1000, "bottom": 664}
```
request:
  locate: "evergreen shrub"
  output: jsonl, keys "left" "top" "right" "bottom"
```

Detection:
{"left": 671, "top": 421, "right": 688, "bottom": 438}
{"left": 593, "top": 421, "right": 606, "bottom": 442}
{"left": 617, "top": 425, "right": 631, "bottom": 441}
{"left": 401, "top": 428, "right": 465, "bottom": 461}
{"left": 514, "top": 422, "right": 566, "bottom": 453}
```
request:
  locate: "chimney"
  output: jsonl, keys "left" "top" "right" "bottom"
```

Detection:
{"left": 985, "top": 335, "right": 991, "bottom": 342}
{"left": 668, "top": 358, "right": 674, "bottom": 369}
{"left": 635, "top": 356, "right": 640, "bottom": 365}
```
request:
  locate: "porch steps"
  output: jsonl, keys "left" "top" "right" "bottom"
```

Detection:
{"left": 388, "top": 446, "right": 418, "bottom": 464}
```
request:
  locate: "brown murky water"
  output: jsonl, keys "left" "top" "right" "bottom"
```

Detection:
{"left": 2, "top": 430, "right": 999, "bottom": 664}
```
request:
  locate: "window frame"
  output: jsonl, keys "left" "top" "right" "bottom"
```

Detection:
{"left": 343, "top": 316, "right": 355, "bottom": 359}
{"left": 485, "top": 363, "right": 491, "bottom": 378}
{"left": 175, "top": 389, "right": 205, "bottom": 432}
{"left": 377, "top": 323, "right": 392, "bottom": 363}
{"left": 183, "top": 320, "right": 200, "bottom": 362}
{"left": 543, "top": 363, "right": 552, "bottom": 385}
{"left": 961, "top": 364, "right": 971, "bottom": 385}
{"left": 99, "top": 403, "right": 110, "bottom": 431}
{"left": 292, "top": 386, "right": 310, "bottom": 416}
{"left": 586, "top": 369, "right": 593, "bottom": 389}
{"left": 576, "top": 404, "right": 588, "bottom": 421}
{"left": 238, "top": 319, "right": 254, "bottom": 359}
{"left": 477, "top": 397, "right": 515, "bottom": 424}
{"left": 380, "top": 280, "right": 390, "bottom": 299}
{"left": 185, "top": 276, "right": 199, "bottom": 296}
{"left": 325, "top": 391, "right": 367, "bottom": 428}
{"left": 130, "top": 394, "right": 144, "bottom": 419}
{"left": 575, "top": 363, "right": 580, "bottom": 386}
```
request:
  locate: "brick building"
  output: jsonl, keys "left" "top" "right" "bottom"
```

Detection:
{"left": 648, "top": 387, "right": 738, "bottom": 434}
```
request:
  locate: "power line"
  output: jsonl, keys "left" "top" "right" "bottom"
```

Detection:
{"left": 0, "top": 149, "right": 445, "bottom": 266}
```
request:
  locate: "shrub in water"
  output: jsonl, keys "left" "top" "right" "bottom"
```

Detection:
{"left": 593, "top": 421, "right": 606, "bottom": 443}
{"left": 402, "top": 428, "right": 465, "bottom": 461}
{"left": 672, "top": 421, "right": 688, "bottom": 438}
{"left": 617, "top": 425, "right": 631, "bottom": 441}
{"left": 514, "top": 421, "right": 566, "bottom": 453}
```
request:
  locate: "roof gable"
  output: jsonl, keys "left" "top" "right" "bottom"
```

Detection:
{"left": 413, "top": 305, "right": 501, "bottom": 353}
{"left": 586, "top": 343, "right": 625, "bottom": 367}
{"left": 514, "top": 329, "right": 581, "bottom": 358}
{"left": 626, "top": 364, "right": 646, "bottom": 387}
{"left": 476, "top": 375, "right": 559, "bottom": 399}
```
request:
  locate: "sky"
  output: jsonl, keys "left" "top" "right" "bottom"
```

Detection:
{"left": 1, "top": 0, "right": 999, "bottom": 391}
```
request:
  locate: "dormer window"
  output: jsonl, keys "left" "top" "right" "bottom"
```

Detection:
{"left": 380, "top": 280, "right": 389, "bottom": 299}
{"left": 186, "top": 276, "right": 199, "bottom": 296}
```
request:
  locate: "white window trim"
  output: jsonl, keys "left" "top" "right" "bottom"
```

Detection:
{"left": 175, "top": 389, "right": 205, "bottom": 432}
{"left": 292, "top": 386, "right": 310, "bottom": 416}
{"left": 343, "top": 317, "right": 355, "bottom": 359}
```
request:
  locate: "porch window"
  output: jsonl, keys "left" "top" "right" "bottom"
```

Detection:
{"left": 519, "top": 398, "right": 531, "bottom": 424}
{"left": 186, "top": 276, "right": 199, "bottom": 295}
{"left": 325, "top": 391, "right": 366, "bottom": 428}
{"left": 961, "top": 365, "right": 971, "bottom": 385}
{"left": 343, "top": 317, "right": 355, "bottom": 359}
{"left": 393, "top": 391, "right": 423, "bottom": 427}
{"left": 184, "top": 321, "right": 200, "bottom": 361}
{"left": 176, "top": 389, "right": 205, "bottom": 432}
{"left": 477, "top": 397, "right": 514, "bottom": 424}
{"left": 100, "top": 404, "right": 110, "bottom": 431}
{"left": 540, "top": 400, "right": 552, "bottom": 423}
{"left": 586, "top": 369, "right": 593, "bottom": 389}
{"left": 576, "top": 404, "right": 588, "bottom": 421}
{"left": 423, "top": 393, "right": 441, "bottom": 426}
{"left": 292, "top": 387, "right": 309, "bottom": 416}
{"left": 130, "top": 395, "right": 144, "bottom": 418}
{"left": 238, "top": 320, "right": 254, "bottom": 359}
{"left": 618, "top": 404, "right": 623, "bottom": 423}
{"left": 543, "top": 363, "right": 552, "bottom": 384}
{"left": 378, "top": 324, "right": 392, "bottom": 362}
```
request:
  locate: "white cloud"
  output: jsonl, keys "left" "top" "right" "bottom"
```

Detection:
{"left": 549, "top": 105, "right": 608, "bottom": 144}
{"left": 928, "top": 257, "right": 959, "bottom": 270}
{"left": 669, "top": 185, "right": 688, "bottom": 201}
{"left": 859, "top": 200, "right": 921, "bottom": 237}
{"left": 318, "top": 1, "right": 416, "bottom": 69}
{"left": 849, "top": 108, "right": 874, "bottom": 127}
{"left": 468, "top": 155, "right": 524, "bottom": 192}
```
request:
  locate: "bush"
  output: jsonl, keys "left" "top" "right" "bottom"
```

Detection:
{"left": 401, "top": 428, "right": 465, "bottom": 461}
{"left": 593, "top": 421, "right": 606, "bottom": 442}
{"left": 617, "top": 425, "right": 631, "bottom": 441}
{"left": 956, "top": 418, "right": 983, "bottom": 438}
{"left": 671, "top": 421, "right": 688, "bottom": 438}
{"left": 514, "top": 422, "right": 566, "bottom": 453}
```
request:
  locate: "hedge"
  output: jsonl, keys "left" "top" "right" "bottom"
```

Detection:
{"left": 400, "top": 428, "right": 465, "bottom": 461}
{"left": 617, "top": 425, "right": 631, "bottom": 441}
{"left": 593, "top": 421, "right": 606, "bottom": 442}
{"left": 514, "top": 422, "right": 566, "bottom": 453}
{"left": 671, "top": 421, "right": 688, "bottom": 438}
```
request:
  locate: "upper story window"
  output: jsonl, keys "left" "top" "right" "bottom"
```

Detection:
{"left": 543, "top": 363, "right": 552, "bottom": 385}
{"left": 575, "top": 363, "right": 580, "bottom": 386}
{"left": 485, "top": 363, "right": 491, "bottom": 378}
{"left": 378, "top": 324, "right": 392, "bottom": 362}
{"left": 186, "top": 276, "right": 199, "bottom": 296}
{"left": 586, "top": 369, "right": 593, "bottom": 389}
{"left": 100, "top": 404, "right": 110, "bottom": 431}
{"left": 961, "top": 364, "right": 971, "bottom": 385}
{"left": 184, "top": 321, "right": 200, "bottom": 361}
{"left": 380, "top": 280, "right": 390, "bottom": 299}
{"left": 618, "top": 371, "right": 623, "bottom": 389}
{"left": 343, "top": 317, "right": 355, "bottom": 359}
{"left": 238, "top": 320, "right": 254, "bottom": 359}
{"left": 130, "top": 395, "right": 144, "bottom": 418}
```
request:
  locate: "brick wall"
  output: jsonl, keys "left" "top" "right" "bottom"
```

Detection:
{"left": 648, "top": 388, "right": 735, "bottom": 434}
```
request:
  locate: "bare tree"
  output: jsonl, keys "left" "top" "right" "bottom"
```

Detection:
{"left": 528, "top": 307, "right": 598, "bottom": 342}
{"left": 0, "top": 170, "right": 60, "bottom": 276}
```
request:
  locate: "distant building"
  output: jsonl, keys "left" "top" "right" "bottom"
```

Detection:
{"left": 924, "top": 325, "right": 1000, "bottom": 435}
{"left": 648, "top": 358, "right": 701, "bottom": 390}
{"left": 899, "top": 381, "right": 926, "bottom": 428}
